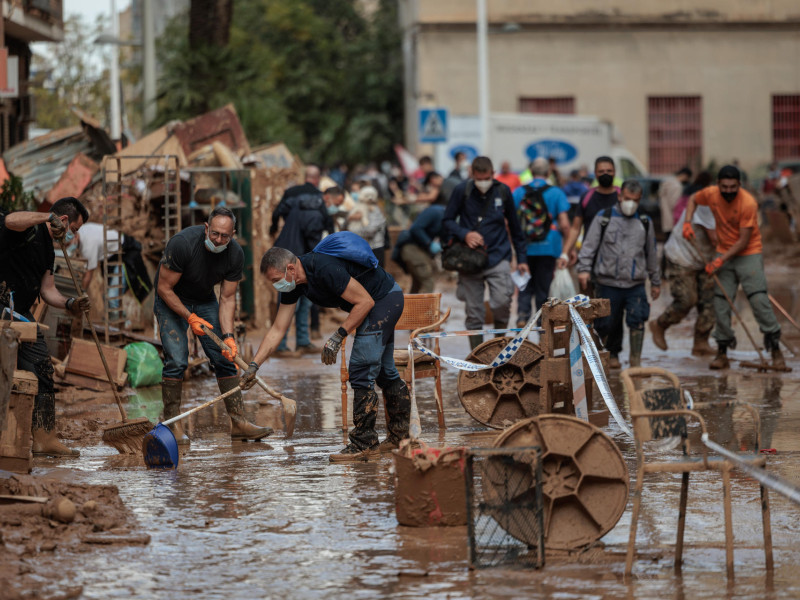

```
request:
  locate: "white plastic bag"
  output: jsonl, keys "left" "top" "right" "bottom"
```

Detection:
{"left": 549, "top": 267, "right": 577, "bottom": 300}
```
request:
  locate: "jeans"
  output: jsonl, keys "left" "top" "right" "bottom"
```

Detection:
{"left": 517, "top": 255, "right": 557, "bottom": 322}
{"left": 17, "top": 323, "right": 56, "bottom": 431}
{"left": 594, "top": 283, "right": 650, "bottom": 355}
{"left": 349, "top": 284, "right": 404, "bottom": 390}
{"left": 277, "top": 294, "right": 311, "bottom": 351}
{"left": 154, "top": 294, "right": 237, "bottom": 380}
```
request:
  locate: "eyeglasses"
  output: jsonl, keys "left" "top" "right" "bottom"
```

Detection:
{"left": 208, "top": 230, "right": 233, "bottom": 242}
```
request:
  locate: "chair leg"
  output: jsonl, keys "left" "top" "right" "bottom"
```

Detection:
{"left": 722, "top": 465, "right": 734, "bottom": 578}
{"left": 434, "top": 369, "right": 446, "bottom": 429}
{"left": 675, "top": 471, "right": 689, "bottom": 570}
{"left": 760, "top": 483, "right": 774, "bottom": 571}
{"left": 625, "top": 469, "right": 645, "bottom": 576}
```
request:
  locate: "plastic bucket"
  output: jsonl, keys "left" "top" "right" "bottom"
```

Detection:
{"left": 142, "top": 423, "right": 179, "bottom": 468}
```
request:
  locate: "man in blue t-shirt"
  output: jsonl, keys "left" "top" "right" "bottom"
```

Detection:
{"left": 512, "top": 158, "right": 571, "bottom": 325}
{"left": 155, "top": 207, "right": 272, "bottom": 445}
{"left": 242, "top": 246, "right": 410, "bottom": 462}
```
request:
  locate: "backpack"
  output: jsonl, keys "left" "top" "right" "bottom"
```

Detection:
{"left": 591, "top": 207, "right": 651, "bottom": 275}
{"left": 312, "top": 231, "right": 378, "bottom": 269}
{"left": 518, "top": 184, "right": 552, "bottom": 242}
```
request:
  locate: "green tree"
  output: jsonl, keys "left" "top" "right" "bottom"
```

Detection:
{"left": 30, "top": 15, "right": 111, "bottom": 131}
{"left": 156, "top": 0, "right": 403, "bottom": 165}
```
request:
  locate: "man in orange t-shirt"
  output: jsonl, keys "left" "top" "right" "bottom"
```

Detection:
{"left": 495, "top": 161, "right": 522, "bottom": 192}
{"left": 684, "top": 165, "right": 784, "bottom": 370}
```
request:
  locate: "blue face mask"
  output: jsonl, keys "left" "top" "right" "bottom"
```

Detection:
{"left": 64, "top": 230, "right": 75, "bottom": 243}
{"left": 273, "top": 266, "right": 296, "bottom": 293}
{"left": 327, "top": 204, "right": 340, "bottom": 216}
{"left": 204, "top": 236, "right": 229, "bottom": 254}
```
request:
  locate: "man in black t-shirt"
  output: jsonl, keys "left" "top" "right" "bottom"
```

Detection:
{"left": 556, "top": 156, "right": 624, "bottom": 368}
{"left": 241, "top": 245, "right": 410, "bottom": 462}
{"left": 154, "top": 207, "right": 271, "bottom": 444}
{"left": 0, "top": 197, "right": 90, "bottom": 457}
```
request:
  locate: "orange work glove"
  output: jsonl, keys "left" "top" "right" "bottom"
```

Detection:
{"left": 187, "top": 313, "right": 212, "bottom": 336}
{"left": 221, "top": 335, "right": 238, "bottom": 362}
{"left": 705, "top": 257, "right": 723, "bottom": 275}
{"left": 682, "top": 222, "right": 695, "bottom": 240}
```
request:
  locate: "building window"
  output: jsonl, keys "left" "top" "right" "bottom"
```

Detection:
{"left": 773, "top": 95, "right": 800, "bottom": 160}
{"left": 519, "top": 97, "right": 575, "bottom": 114}
{"left": 647, "top": 96, "right": 702, "bottom": 174}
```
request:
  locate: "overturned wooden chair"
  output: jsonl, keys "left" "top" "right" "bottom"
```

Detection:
{"left": 621, "top": 366, "right": 773, "bottom": 578}
{"left": 340, "top": 293, "right": 450, "bottom": 432}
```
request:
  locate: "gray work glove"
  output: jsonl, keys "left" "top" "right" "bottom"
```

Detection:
{"left": 66, "top": 295, "right": 90, "bottom": 316}
{"left": 240, "top": 362, "right": 259, "bottom": 391}
{"left": 49, "top": 213, "right": 67, "bottom": 240}
{"left": 322, "top": 328, "right": 346, "bottom": 365}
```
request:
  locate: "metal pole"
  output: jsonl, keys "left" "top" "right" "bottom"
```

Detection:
{"left": 109, "top": 0, "right": 122, "bottom": 141}
{"left": 476, "top": 0, "right": 489, "bottom": 155}
{"left": 142, "top": 0, "right": 157, "bottom": 128}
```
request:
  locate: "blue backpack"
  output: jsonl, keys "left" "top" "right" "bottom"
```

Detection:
{"left": 312, "top": 231, "right": 378, "bottom": 269}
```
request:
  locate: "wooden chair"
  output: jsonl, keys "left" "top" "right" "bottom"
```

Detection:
{"left": 339, "top": 293, "right": 451, "bottom": 432}
{"left": 620, "top": 366, "right": 773, "bottom": 578}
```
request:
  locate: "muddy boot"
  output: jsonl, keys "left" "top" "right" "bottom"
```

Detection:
{"left": 608, "top": 354, "right": 621, "bottom": 369}
{"left": 469, "top": 335, "right": 483, "bottom": 350}
{"left": 379, "top": 379, "right": 410, "bottom": 451}
{"left": 218, "top": 377, "right": 273, "bottom": 441}
{"left": 31, "top": 393, "right": 79, "bottom": 457}
{"left": 331, "top": 388, "right": 379, "bottom": 462}
{"left": 629, "top": 329, "right": 644, "bottom": 367}
{"left": 764, "top": 332, "right": 787, "bottom": 370}
{"left": 709, "top": 343, "right": 730, "bottom": 370}
{"left": 649, "top": 319, "right": 668, "bottom": 351}
{"left": 161, "top": 378, "right": 189, "bottom": 446}
{"left": 691, "top": 335, "right": 715, "bottom": 357}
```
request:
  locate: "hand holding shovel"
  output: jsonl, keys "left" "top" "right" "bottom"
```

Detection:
{"left": 201, "top": 325, "right": 297, "bottom": 437}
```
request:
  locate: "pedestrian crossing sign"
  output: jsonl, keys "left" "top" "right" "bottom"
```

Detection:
{"left": 418, "top": 108, "right": 448, "bottom": 143}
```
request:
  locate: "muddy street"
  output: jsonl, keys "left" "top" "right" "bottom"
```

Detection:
{"left": 21, "top": 269, "right": 800, "bottom": 599}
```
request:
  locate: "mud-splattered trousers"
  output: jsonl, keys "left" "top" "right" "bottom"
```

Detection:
{"left": 711, "top": 253, "right": 780, "bottom": 348}
{"left": 457, "top": 259, "right": 513, "bottom": 330}
{"left": 16, "top": 318, "right": 56, "bottom": 431}
{"left": 657, "top": 259, "right": 715, "bottom": 338}
{"left": 593, "top": 283, "right": 650, "bottom": 355}
{"left": 348, "top": 283, "right": 409, "bottom": 449}
{"left": 154, "top": 294, "right": 237, "bottom": 380}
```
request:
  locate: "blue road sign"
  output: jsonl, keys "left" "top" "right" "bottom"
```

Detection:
{"left": 419, "top": 108, "right": 448, "bottom": 143}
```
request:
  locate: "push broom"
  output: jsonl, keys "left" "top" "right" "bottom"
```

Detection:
{"left": 58, "top": 239, "right": 153, "bottom": 453}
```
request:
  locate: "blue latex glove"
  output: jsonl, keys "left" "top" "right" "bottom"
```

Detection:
{"left": 429, "top": 241, "right": 442, "bottom": 255}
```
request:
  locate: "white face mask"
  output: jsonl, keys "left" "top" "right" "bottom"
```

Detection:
{"left": 474, "top": 179, "right": 492, "bottom": 193}
{"left": 620, "top": 200, "right": 638, "bottom": 217}
{"left": 273, "top": 266, "right": 296, "bottom": 293}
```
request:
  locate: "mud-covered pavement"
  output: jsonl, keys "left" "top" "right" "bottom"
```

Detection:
{"left": 22, "top": 248, "right": 800, "bottom": 599}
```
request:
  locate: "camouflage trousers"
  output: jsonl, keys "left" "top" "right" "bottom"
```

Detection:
{"left": 656, "top": 259, "right": 715, "bottom": 337}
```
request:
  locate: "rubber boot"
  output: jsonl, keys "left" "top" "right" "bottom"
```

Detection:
{"left": 649, "top": 319, "right": 668, "bottom": 351}
{"left": 469, "top": 335, "right": 484, "bottom": 351}
{"left": 608, "top": 354, "right": 621, "bottom": 369}
{"left": 691, "top": 335, "right": 715, "bottom": 357}
{"left": 629, "top": 329, "right": 644, "bottom": 367}
{"left": 161, "top": 378, "right": 189, "bottom": 446}
{"left": 764, "top": 332, "right": 787, "bottom": 370}
{"left": 331, "top": 388, "right": 379, "bottom": 462}
{"left": 30, "top": 392, "right": 79, "bottom": 457}
{"left": 218, "top": 377, "right": 273, "bottom": 441}
{"left": 709, "top": 343, "right": 730, "bottom": 370}
{"left": 493, "top": 319, "right": 507, "bottom": 339}
{"left": 378, "top": 379, "right": 411, "bottom": 452}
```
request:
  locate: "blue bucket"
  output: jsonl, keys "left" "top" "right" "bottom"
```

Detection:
{"left": 142, "top": 423, "right": 179, "bottom": 468}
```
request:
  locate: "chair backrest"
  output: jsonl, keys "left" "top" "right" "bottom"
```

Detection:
{"left": 396, "top": 293, "right": 442, "bottom": 332}
{"left": 621, "top": 367, "right": 686, "bottom": 443}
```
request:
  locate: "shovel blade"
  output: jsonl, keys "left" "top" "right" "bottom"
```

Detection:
{"left": 142, "top": 423, "right": 179, "bottom": 468}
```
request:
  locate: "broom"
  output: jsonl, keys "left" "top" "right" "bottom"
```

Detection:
{"left": 58, "top": 238, "right": 153, "bottom": 453}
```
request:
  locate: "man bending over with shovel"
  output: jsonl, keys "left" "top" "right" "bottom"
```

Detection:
{"left": 242, "top": 244, "right": 410, "bottom": 462}
{"left": 684, "top": 165, "right": 785, "bottom": 370}
{"left": 0, "top": 197, "right": 90, "bottom": 456}
{"left": 155, "top": 207, "right": 272, "bottom": 444}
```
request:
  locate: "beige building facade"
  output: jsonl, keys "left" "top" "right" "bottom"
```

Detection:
{"left": 401, "top": 0, "right": 800, "bottom": 174}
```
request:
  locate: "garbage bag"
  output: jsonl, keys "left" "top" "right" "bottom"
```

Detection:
{"left": 124, "top": 342, "right": 163, "bottom": 388}
{"left": 549, "top": 267, "right": 577, "bottom": 300}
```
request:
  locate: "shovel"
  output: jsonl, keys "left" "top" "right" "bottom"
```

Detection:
{"left": 142, "top": 385, "right": 242, "bottom": 468}
{"left": 201, "top": 325, "right": 297, "bottom": 437}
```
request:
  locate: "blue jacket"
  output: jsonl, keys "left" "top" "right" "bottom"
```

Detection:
{"left": 391, "top": 205, "right": 444, "bottom": 268}
{"left": 443, "top": 179, "right": 527, "bottom": 268}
